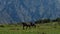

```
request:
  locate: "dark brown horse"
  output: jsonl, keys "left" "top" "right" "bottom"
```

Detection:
{"left": 30, "top": 23, "right": 36, "bottom": 27}
{"left": 22, "top": 22, "right": 36, "bottom": 30}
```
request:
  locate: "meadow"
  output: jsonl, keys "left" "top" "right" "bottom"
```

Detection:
{"left": 0, "top": 22, "right": 60, "bottom": 34}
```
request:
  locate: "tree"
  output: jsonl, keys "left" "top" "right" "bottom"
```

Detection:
{"left": 56, "top": 17, "right": 60, "bottom": 25}
{"left": 56, "top": 18, "right": 60, "bottom": 22}
{"left": 35, "top": 18, "right": 50, "bottom": 24}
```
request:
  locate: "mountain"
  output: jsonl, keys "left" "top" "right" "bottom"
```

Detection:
{"left": 0, "top": 0, "right": 60, "bottom": 24}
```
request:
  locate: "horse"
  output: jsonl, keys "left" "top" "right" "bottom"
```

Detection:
{"left": 22, "top": 22, "right": 36, "bottom": 30}
{"left": 30, "top": 22, "right": 36, "bottom": 28}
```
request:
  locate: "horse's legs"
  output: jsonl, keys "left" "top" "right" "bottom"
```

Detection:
{"left": 26, "top": 25, "right": 31, "bottom": 29}
{"left": 34, "top": 25, "right": 36, "bottom": 28}
{"left": 31, "top": 25, "right": 36, "bottom": 28}
{"left": 26, "top": 25, "right": 30, "bottom": 29}
{"left": 29, "top": 25, "right": 31, "bottom": 29}
{"left": 23, "top": 25, "right": 25, "bottom": 30}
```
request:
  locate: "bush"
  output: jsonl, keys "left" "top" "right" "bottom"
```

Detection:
{"left": 0, "top": 25, "right": 4, "bottom": 27}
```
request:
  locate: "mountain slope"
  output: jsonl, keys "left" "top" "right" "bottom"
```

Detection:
{"left": 0, "top": 0, "right": 60, "bottom": 24}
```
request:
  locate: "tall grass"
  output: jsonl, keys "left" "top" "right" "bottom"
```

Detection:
{"left": 0, "top": 22, "right": 60, "bottom": 34}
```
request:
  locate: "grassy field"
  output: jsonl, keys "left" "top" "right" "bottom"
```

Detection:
{"left": 0, "top": 22, "right": 60, "bottom": 34}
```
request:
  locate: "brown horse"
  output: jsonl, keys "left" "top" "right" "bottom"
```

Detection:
{"left": 30, "top": 23, "right": 36, "bottom": 27}
{"left": 22, "top": 22, "right": 36, "bottom": 30}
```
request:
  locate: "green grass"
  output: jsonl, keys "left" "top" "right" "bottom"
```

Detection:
{"left": 0, "top": 23, "right": 60, "bottom": 34}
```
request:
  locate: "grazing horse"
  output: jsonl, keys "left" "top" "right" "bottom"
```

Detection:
{"left": 30, "top": 22, "right": 36, "bottom": 28}
{"left": 22, "top": 22, "right": 36, "bottom": 30}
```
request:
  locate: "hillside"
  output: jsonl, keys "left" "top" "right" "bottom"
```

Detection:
{"left": 0, "top": 0, "right": 60, "bottom": 24}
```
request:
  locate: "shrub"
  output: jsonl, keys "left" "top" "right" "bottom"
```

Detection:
{"left": 0, "top": 25, "right": 4, "bottom": 27}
